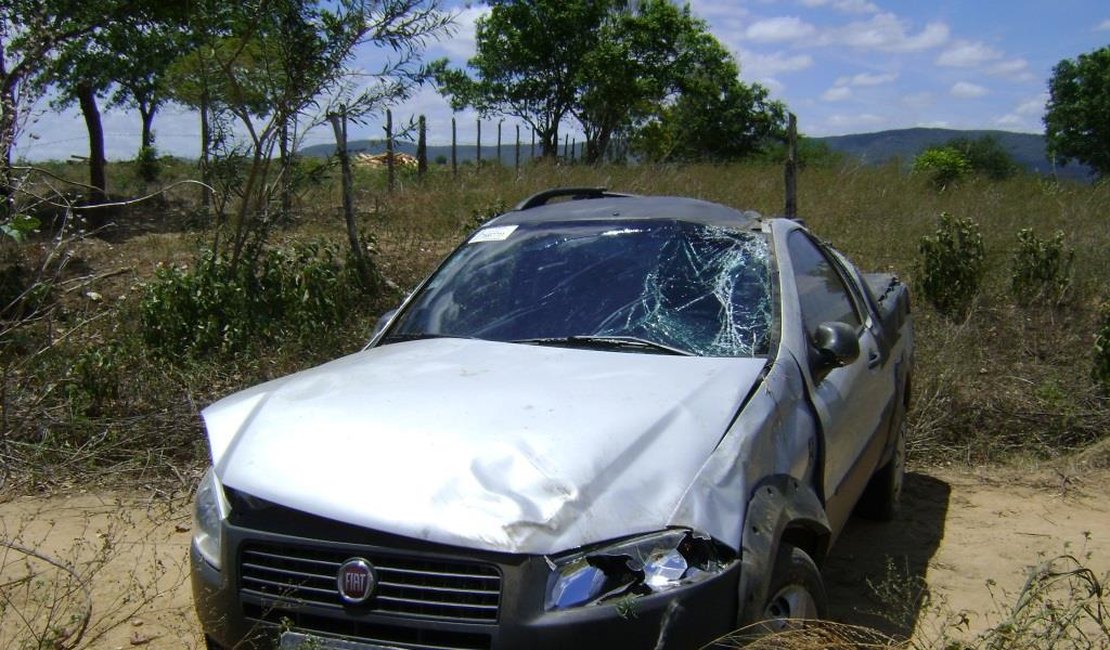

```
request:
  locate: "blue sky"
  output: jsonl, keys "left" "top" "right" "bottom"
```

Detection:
{"left": 13, "top": 0, "right": 1110, "bottom": 161}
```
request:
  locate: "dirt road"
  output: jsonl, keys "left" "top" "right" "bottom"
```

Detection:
{"left": 2, "top": 464, "right": 1107, "bottom": 649}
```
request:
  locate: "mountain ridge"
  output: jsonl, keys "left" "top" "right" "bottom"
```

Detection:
{"left": 299, "top": 127, "right": 1093, "bottom": 181}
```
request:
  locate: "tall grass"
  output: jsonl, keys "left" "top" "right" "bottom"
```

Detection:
{"left": 1, "top": 159, "right": 1107, "bottom": 489}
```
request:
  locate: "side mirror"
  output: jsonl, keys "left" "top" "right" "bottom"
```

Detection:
{"left": 813, "top": 321, "right": 860, "bottom": 370}
{"left": 372, "top": 308, "right": 399, "bottom": 339}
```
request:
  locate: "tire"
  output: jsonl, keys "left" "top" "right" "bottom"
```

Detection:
{"left": 759, "top": 544, "right": 828, "bottom": 632}
{"left": 856, "top": 415, "right": 906, "bottom": 521}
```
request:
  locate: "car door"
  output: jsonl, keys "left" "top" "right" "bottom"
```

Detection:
{"left": 785, "top": 230, "right": 894, "bottom": 535}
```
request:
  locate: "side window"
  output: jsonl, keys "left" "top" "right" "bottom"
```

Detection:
{"left": 787, "top": 231, "right": 862, "bottom": 339}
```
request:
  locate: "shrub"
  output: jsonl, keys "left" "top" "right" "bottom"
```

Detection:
{"left": 1010, "top": 228, "right": 1074, "bottom": 306}
{"left": 140, "top": 241, "right": 362, "bottom": 359}
{"left": 912, "top": 147, "right": 972, "bottom": 189}
{"left": 917, "top": 212, "right": 985, "bottom": 317}
{"left": 1095, "top": 300, "right": 1110, "bottom": 394}
{"left": 135, "top": 145, "right": 160, "bottom": 183}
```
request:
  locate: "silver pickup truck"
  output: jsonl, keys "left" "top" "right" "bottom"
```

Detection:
{"left": 191, "top": 188, "right": 913, "bottom": 650}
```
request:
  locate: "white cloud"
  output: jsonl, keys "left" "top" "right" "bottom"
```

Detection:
{"left": 834, "top": 71, "right": 898, "bottom": 87}
{"left": 818, "top": 13, "right": 949, "bottom": 52}
{"left": 985, "top": 58, "right": 1031, "bottom": 79}
{"left": 744, "top": 16, "right": 817, "bottom": 42}
{"left": 950, "top": 81, "right": 989, "bottom": 99}
{"left": 736, "top": 49, "right": 814, "bottom": 77}
{"left": 936, "top": 40, "right": 1004, "bottom": 67}
{"left": 1014, "top": 94, "right": 1048, "bottom": 117}
{"left": 801, "top": 0, "right": 879, "bottom": 13}
{"left": 1097, "top": 19, "right": 1110, "bottom": 31}
{"left": 431, "top": 5, "right": 489, "bottom": 60}
{"left": 822, "top": 86, "right": 853, "bottom": 101}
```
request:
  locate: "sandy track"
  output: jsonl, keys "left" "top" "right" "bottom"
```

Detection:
{"left": 2, "top": 466, "right": 1107, "bottom": 649}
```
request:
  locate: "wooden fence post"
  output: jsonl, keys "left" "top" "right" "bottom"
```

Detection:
{"left": 451, "top": 117, "right": 458, "bottom": 178}
{"left": 417, "top": 114, "right": 427, "bottom": 177}
{"left": 385, "top": 108, "right": 395, "bottom": 193}
{"left": 784, "top": 112, "right": 797, "bottom": 218}
{"left": 476, "top": 119, "right": 482, "bottom": 166}
{"left": 496, "top": 120, "right": 503, "bottom": 166}
{"left": 515, "top": 124, "right": 521, "bottom": 172}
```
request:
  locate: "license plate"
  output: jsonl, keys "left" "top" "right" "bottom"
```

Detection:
{"left": 279, "top": 631, "right": 404, "bottom": 650}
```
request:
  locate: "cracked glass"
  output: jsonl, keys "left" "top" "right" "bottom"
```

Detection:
{"left": 388, "top": 219, "right": 772, "bottom": 357}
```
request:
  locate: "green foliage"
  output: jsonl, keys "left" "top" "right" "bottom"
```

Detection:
{"left": 432, "top": 0, "right": 784, "bottom": 163}
{"left": 135, "top": 145, "right": 161, "bottom": 183}
{"left": 946, "top": 135, "right": 1019, "bottom": 180}
{"left": 912, "top": 147, "right": 972, "bottom": 189}
{"left": 917, "top": 212, "right": 985, "bottom": 317}
{"left": 65, "top": 344, "right": 122, "bottom": 416}
{"left": 1, "top": 213, "right": 41, "bottom": 243}
{"left": 1010, "top": 228, "right": 1074, "bottom": 306}
{"left": 461, "top": 199, "right": 508, "bottom": 233}
{"left": 1044, "top": 45, "right": 1110, "bottom": 177}
{"left": 139, "top": 242, "right": 363, "bottom": 359}
{"left": 1095, "top": 301, "right": 1110, "bottom": 394}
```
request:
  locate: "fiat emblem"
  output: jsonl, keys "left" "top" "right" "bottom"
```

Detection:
{"left": 337, "top": 558, "right": 377, "bottom": 604}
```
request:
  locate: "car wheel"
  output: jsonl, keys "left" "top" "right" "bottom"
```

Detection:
{"left": 760, "top": 544, "right": 827, "bottom": 632}
{"left": 856, "top": 415, "right": 905, "bottom": 521}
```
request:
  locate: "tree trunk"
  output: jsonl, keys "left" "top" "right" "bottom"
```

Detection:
{"left": 1, "top": 44, "right": 15, "bottom": 207}
{"left": 279, "top": 117, "right": 291, "bottom": 215}
{"left": 329, "top": 109, "right": 374, "bottom": 290}
{"left": 76, "top": 81, "right": 107, "bottom": 205}
{"left": 139, "top": 104, "right": 156, "bottom": 151}
{"left": 199, "top": 90, "right": 211, "bottom": 209}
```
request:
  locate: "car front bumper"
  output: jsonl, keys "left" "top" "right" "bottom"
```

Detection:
{"left": 191, "top": 516, "right": 742, "bottom": 650}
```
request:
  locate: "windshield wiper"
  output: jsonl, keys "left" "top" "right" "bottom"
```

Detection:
{"left": 380, "top": 332, "right": 471, "bottom": 344}
{"left": 511, "top": 335, "right": 693, "bottom": 356}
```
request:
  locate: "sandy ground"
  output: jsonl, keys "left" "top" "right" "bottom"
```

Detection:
{"left": 1, "top": 465, "right": 1107, "bottom": 649}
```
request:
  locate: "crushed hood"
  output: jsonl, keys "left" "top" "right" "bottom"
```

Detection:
{"left": 203, "top": 338, "right": 765, "bottom": 555}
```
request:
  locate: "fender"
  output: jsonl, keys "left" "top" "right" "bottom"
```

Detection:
{"left": 736, "top": 474, "right": 831, "bottom": 627}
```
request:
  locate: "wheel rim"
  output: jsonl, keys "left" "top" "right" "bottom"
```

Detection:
{"left": 763, "top": 584, "right": 820, "bottom": 631}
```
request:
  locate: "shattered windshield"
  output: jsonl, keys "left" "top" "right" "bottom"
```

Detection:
{"left": 386, "top": 219, "right": 773, "bottom": 357}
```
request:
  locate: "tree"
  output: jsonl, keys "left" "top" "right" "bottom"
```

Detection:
{"left": 432, "top": 0, "right": 608, "bottom": 158}
{"left": 1044, "top": 45, "right": 1110, "bottom": 177}
{"left": 945, "top": 135, "right": 1017, "bottom": 180}
{"left": 632, "top": 27, "right": 786, "bottom": 162}
{"left": 434, "top": 0, "right": 784, "bottom": 164}
{"left": 166, "top": 0, "right": 449, "bottom": 272}
{"left": 1, "top": 0, "right": 110, "bottom": 207}
{"left": 573, "top": 0, "right": 694, "bottom": 163}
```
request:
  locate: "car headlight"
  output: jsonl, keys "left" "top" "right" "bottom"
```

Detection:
{"left": 545, "top": 529, "right": 732, "bottom": 610}
{"left": 193, "top": 466, "right": 230, "bottom": 570}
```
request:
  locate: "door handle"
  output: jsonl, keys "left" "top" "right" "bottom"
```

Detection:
{"left": 867, "top": 351, "right": 882, "bottom": 369}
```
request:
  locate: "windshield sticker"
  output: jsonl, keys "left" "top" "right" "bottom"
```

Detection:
{"left": 470, "top": 225, "right": 519, "bottom": 243}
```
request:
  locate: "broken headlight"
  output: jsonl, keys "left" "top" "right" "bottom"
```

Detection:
{"left": 193, "top": 467, "right": 230, "bottom": 569}
{"left": 545, "top": 529, "right": 731, "bottom": 610}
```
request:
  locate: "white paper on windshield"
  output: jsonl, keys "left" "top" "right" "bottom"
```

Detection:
{"left": 469, "top": 225, "right": 518, "bottom": 243}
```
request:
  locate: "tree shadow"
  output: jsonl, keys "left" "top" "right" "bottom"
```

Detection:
{"left": 823, "top": 471, "right": 951, "bottom": 640}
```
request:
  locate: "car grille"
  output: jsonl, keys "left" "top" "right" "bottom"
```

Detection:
{"left": 238, "top": 541, "right": 501, "bottom": 649}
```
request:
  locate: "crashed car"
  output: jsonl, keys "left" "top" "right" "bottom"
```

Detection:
{"left": 191, "top": 188, "right": 913, "bottom": 650}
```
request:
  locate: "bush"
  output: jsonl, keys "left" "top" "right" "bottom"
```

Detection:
{"left": 135, "top": 146, "right": 161, "bottom": 183}
{"left": 1096, "top": 301, "right": 1110, "bottom": 394}
{"left": 1010, "top": 228, "right": 1074, "bottom": 306}
{"left": 140, "top": 241, "right": 363, "bottom": 359}
{"left": 912, "top": 147, "right": 972, "bottom": 189}
{"left": 918, "top": 212, "right": 985, "bottom": 317}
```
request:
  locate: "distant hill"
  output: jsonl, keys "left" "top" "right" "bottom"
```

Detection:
{"left": 811, "top": 128, "right": 1092, "bottom": 181}
{"left": 301, "top": 128, "right": 1094, "bottom": 181}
